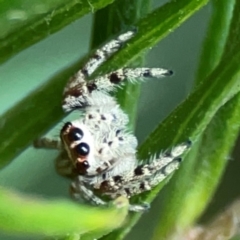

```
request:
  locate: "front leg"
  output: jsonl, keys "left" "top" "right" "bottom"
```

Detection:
{"left": 55, "top": 151, "right": 75, "bottom": 178}
{"left": 34, "top": 139, "right": 74, "bottom": 178}
{"left": 70, "top": 180, "right": 108, "bottom": 207}
{"left": 87, "top": 67, "right": 173, "bottom": 93}
{"left": 71, "top": 178, "right": 149, "bottom": 212}
{"left": 62, "top": 30, "right": 136, "bottom": 112}
{"left": 34, "top": 137, "right": 62, "bottom": 150}
{"left": 97, "top": 141, "right": 191, "bottom": 200}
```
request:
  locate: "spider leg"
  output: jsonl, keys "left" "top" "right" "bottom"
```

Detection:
{"left": 128, "top": 203, "right": 150, "bottom": 212}
{"left": 34, "top": 137, "right": 62, "bottom": 150}
{"left": 62, "top": 31, "right": 136, "bottom": 112}
{"left": 85, "top": 67, "right": 173, "bottom": 93}
{"left": 62, "top": 67, "right": 172, "bottom": 112}
{"left": 96, "top": 159, "right": 181, "bottom": 212}
{"left": 69, "top": 141, "right": 191, "bottom": 212}
{"left": 55, "top": 151, "right": 75, "bottom": 178}
{"left": 71, "top": 177, "right": 150, "bottom": 212}
{"left": 62, "top": 29, "right": 172, "bottom": 112}
{"left": 97, "top": 140, "right": 191, "bottom": 211}
{"left": 81, "top": 30, "right": 136, "bottom": 77}
{"left": 71, "top": 180, "right": 108, "bottom": 207}
{"left": 34, "top": 139, "right": 74, "bottom": 177}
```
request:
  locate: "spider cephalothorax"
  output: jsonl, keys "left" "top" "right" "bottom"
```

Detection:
{"left": 35, "top": 30, "right": 191, "bottom": 211}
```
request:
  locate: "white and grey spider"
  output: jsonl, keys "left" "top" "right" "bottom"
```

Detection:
{"left": 34, "top": 30, "right": 191, "bottom": 212}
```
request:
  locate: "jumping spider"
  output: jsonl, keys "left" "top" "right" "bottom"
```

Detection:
{"left": 34, "top": 30, "right": 191, "bottom": 212}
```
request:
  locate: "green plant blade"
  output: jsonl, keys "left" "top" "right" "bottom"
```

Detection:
{"left": 150, "top": 1, "right": 239, "bottom": 239}
{"left": 152, "top": 92, "right": 240, "bottom": 239}
{"left": 0, "top": 63, "right": 74, "bottom": 168}
{"left": 196, "top": 0, "right": 235, "bottom": 82}
{"left": 137, "top": 37, "right": 240, "bottom": 228}
{"left": 0, "top": 0, "right": 209, "bottom": 169}
{"left": 0, "top": 187, "right": 129, "bottom": 235}
{"left": 0, "top": 0, "right": 114, "bottom": 64}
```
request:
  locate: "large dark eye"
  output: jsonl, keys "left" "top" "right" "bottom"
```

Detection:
{"left": 69, "top": 128, "right": 84, "bottom": 141}
{"left": 75, "top": 142, "right": 90, "bottom": 156}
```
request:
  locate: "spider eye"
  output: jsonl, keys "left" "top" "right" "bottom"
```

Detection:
{"left": 75, "top": 142, "right": 90, "bottom": 156}
{"left": 76, "top": 160, "right": 89, "bottom": 174}
{"left": 62, "top": 122, "right": 72, "bottom": 132}
{"left": 76, "top": 161, "right": 89, "bottom": 169}
{"left": 82, "top": 160, "right": 89, "bottom": 167}
{"left": 69, "top": 128, "right": 84, "bottom": 141}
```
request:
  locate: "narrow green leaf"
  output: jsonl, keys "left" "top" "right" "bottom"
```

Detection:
{"left": 0, "top": 62, "right": 76, "bottom": 168}
{"left": 152, "top": 92, "right": 240, "bottom": 239}
{"left": 140, "top": 37, "right": 240, "bottom": 238}
{"left": 0, "top": 187, "right": 129, "bottom": 235}
{"left": 176, "top": 93, "right": 240, "bottom": 228}
{"left": 196, "top": 0, "right": 235, "bottom": 82}
{"left": 151, "top": 1, "right": 238, "bottom": 239}
{"left": 0, "top": 0, "right": 114, "bottom": 64}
